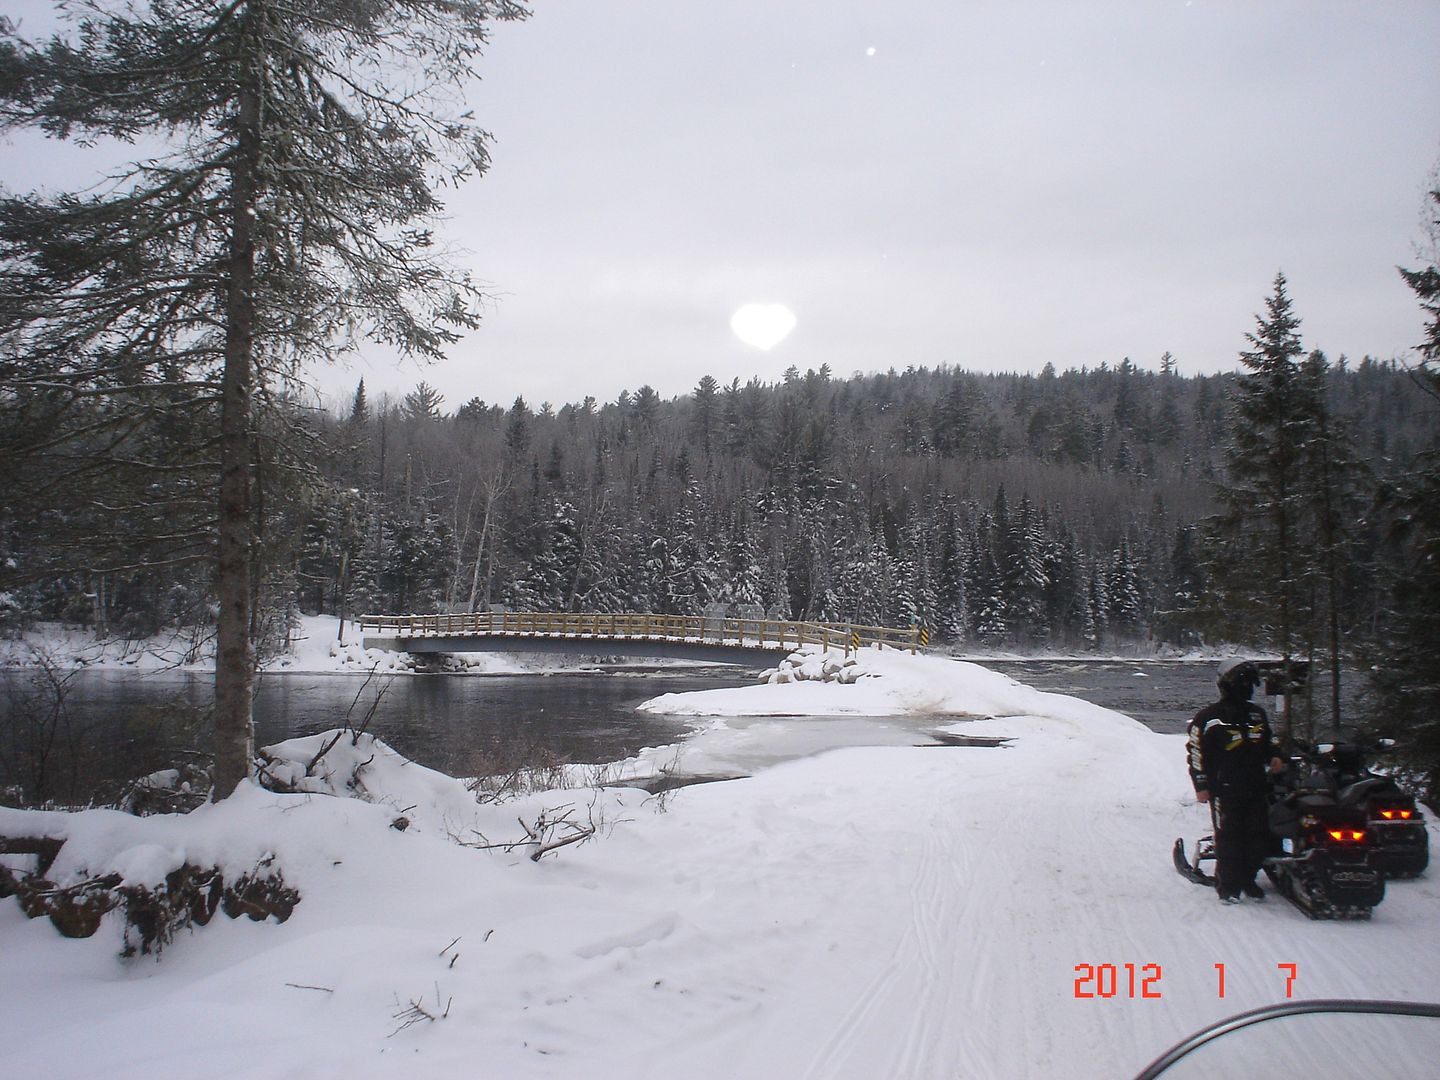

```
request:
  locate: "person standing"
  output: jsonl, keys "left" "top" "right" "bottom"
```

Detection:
{"left": 1188, "top": 659, "right": 1286, "bottom": 903}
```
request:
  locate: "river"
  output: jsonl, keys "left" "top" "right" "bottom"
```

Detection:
{"left": 1, "top": 658, "right": 1367, "bottom": 805}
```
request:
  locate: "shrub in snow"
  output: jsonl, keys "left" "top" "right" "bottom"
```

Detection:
{"left": 255, "top": 729, "right": 417, "bottom": 805}
{"left": 0, "top": 838, "right": 298, "bottom": 957}
{"left": 121, "top": 762, "right": 212, "bottom": 816}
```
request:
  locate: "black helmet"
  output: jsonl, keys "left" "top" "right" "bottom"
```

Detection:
{"left": 1217, "top": 658, "right": 1260, "bottom": 696}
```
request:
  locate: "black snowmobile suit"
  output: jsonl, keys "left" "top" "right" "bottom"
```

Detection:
{"left": 1189, "top": 697, "right": 1276, "bottom": 898}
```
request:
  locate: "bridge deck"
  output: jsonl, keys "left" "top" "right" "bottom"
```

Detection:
{"left": 357, "top": 612, "right": 923, "bottom": 663}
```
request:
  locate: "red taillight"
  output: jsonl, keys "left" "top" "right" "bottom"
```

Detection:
{"left": 1377, "top": 808, "right": 1413, "bottom": 820}
{"left": 1327, "top": 829, "right": 1366, "bottom": 843}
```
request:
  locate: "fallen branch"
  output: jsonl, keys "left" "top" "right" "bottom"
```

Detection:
{"left": 388, "top": 983, "right": 452, "bottom": 1038}
{"left": 0, "top": 836, "right": 65, "bottom": 884}
{"left": 517, "top": 807, "right": 597, "bottom": 861}
{"left": 307, "top": 667, "right": 391, "bottom": 774}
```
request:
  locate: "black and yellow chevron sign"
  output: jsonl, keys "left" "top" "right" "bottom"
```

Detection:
{"left": 918, "top": 626, "right": 930, "bottom": 647}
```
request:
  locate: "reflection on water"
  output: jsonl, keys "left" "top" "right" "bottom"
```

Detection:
{"left": 981, "top": 659, "right": 1367, "bottom": 737}
{"left": 251, "top": 669, "right": 718, "bottom": 772}
{"left": 1, "top": 658, "right": 1370, "bottom": 803}
{"left": 1, "top": 667, "right": 756, "bottom": 803}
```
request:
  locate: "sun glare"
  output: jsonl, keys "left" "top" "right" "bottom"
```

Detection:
{"left": 730, "top": 303, "right": 797, "bottom": 351}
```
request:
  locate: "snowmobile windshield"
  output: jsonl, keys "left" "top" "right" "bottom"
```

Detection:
{"left": 1133, "top": 1000, "right": 1440, "bottom": 1080}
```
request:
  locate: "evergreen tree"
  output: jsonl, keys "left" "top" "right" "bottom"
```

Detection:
{"left": 1158, "top": 526, "right": 1207, "bottom": 646}
{"left": 692, "top": 375, "right": 720, "bottom": 453}
{"left": 349, "top": 380, "right": 371, "bottom": 425}
{"left": 508, "top": 502, "right": 567, "bottom": 610}
{"left": 935, "top": 515, "right": 970, "bottom": 642}
{"left": 1045, "top": 524, "right": 1081, "bottom": 642}
{"left": 717, "top": 520, "right": 766, "bottom": 609}
{"left": 505, "top": 397, "right": 533, "bottom": 458}
{"left": 1370, "top": 185, "right": 1440, "bottom": 798}
{"left": 972, "top": 545, "right": 1008, "bottom": 643}
{"left": 401, "top": 381, "right": 447, "bottom": 423}
{"left": 0, "top": 0, "right": 526, "bottom": 794}
{"left": 669, "top": 485, "right": 717, "bottom": 616}
{"left": 1370, "top": 433, "right": 1440, "bottom": 799}
{"left": 1295, "top": 350, "right": 1368, "bottom": 733}
{"left": 997, "top": 496, "right": 1048, "bottom": 640}
{"left": 1085, "top": 557, "right": 1110, "bottom": 647}
{"left": 1208, "top": 273, "right": 1313, "bottom": 673}
{"left": 1107, "top": 538, "right": 1144, "bottom": 639}
{"left": 1154, "top": 383, "right": 1182, "bottom": 447}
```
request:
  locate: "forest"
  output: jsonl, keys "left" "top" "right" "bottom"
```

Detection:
{"left": 3, "top": 344, "right": 1432, "bottom": 661}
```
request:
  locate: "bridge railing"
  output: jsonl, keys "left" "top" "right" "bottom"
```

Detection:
{"left": 356, "top": 611, "right": 923, "bottom": 655}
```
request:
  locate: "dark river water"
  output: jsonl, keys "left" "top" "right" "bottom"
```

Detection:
{"left": 1, "top": 658, "right": 1367, "bottom": 804}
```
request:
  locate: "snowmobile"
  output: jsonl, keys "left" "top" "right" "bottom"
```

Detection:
{"left": 1261, "top": 754, "right": 1386, "bottom": 918}
{"left": 1295, "top": 738, "right": 1429, "bottom": 879}
{"left": 1174, "top": 752, "right": 1386, "bottom": 919}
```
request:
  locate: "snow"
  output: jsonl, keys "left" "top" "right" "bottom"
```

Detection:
{"left": 637, "top": 646, "right": 1130, "bottom": 722}
{"left": 2, "top": 651, "right": 1438, "bottom": 1078}
{"left": 1, "top": 613, "right": 1267, "bottom": 676}
{"left": 1, "top": 614, "right": 664, "bottom": 676}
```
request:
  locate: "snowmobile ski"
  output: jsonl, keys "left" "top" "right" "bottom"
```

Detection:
{"left": 1173, "top": 836, "right": 1215, "bottom": 886}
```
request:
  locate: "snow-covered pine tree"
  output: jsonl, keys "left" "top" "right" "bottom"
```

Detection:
{"left": 669, "top": 484, "right": 717, "bottom": 616}
{"left": 1045, "top": 523, "right": 1081, "bottom": 644}
{"left": 1086, "top": 557, "right": 1110, "bottom": 648}
{"left": 1003, "top": 496, "right": 1050, "bottom": 641}
{"left": 972, "top": 545, "right": 1008, "bottom": 643}
{"left": 934, "top": 506, "right": 971, "bottom": 642}
{"left": 717, "top": 518, "right": 766, "bottom": 609}
{"left": 1107, "top": 538, "right": 1144, "bottom": 641}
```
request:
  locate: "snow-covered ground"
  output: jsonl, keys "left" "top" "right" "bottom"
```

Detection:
{"left": 2, "top": 650, "right": 1438, "bottom": 1079}
{"left": 1, "top": 614, "right": 1256, "bottom": 675}
{"left": 0, "top": 615, "right": 653, "bottom": 675}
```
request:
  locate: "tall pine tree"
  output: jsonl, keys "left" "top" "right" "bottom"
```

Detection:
{"left": 0, "top": 0, "right": 526, "bottom": 794}
{"left": 1370, "top": 185, "right": 1440, "bottom": 798}
{"left": 1208, "top": 273, "right": 1313, "bottom": 685}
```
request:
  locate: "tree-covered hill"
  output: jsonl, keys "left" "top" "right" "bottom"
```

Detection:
{"left": 5, "top": 352, "right": 1431, "bottom": 654}
{"left": 271, "top": 354, "right": 1430, "bottom": 653}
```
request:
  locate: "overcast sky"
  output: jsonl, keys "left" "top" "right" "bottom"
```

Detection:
{"left": 5, "top": 1, "right": 1440, "bottom": 412}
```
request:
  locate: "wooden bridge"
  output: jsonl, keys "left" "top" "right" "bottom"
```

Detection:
{"left": 357, "top": 611, "right": 927, "bottom": 665}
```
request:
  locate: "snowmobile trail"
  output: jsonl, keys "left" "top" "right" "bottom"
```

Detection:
{"left": 7, "top": 653, "right": 1438, "bottom": 1080}
{"left": 794, "top": 749, "right": 1066, "bottom": 1080}
{"left": 798, "top": 812, "right": 972, "bottom": 1080}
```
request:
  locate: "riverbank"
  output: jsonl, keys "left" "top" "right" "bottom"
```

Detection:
{"left": 2, "top": 614, "right": 1260, "bottom": 674}
{"left": 0, "top": 615, "right": 631, "bottom": 676}
{"left": 2, "top": 653, "right": 1437, "bottom": 1079}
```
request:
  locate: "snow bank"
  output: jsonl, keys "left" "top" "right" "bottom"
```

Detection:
{"left": 639, "top": 645, "right": 1151, "bottom": 729}
{"left": 0, "top": 621, "right": 215, "bottom": 671}
{"left": 267, "top": 619, "right": 538, "bottom": 675}
{"left": 0, "top": 731, "right": 635, "bottom": 901}
{"left": 2, "top": 614, "right": 638, "bottom": 676}
{"left": 4, "top": 614, "right": 1271, "bottom": 677}
{"left": 2, "top": 659, "right": 1438, "bottom": 1080}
